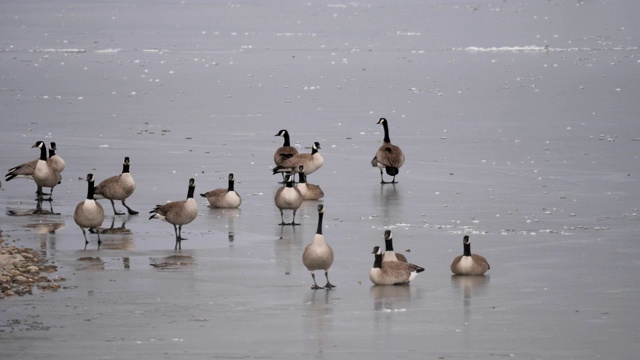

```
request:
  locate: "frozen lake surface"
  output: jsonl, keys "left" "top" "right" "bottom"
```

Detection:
{"left": 1, "top": 1, "right": 639, "bottom": 359}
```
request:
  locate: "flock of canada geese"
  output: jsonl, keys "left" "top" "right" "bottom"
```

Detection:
{"left": 3, "top": 117, "right": 489, "bottom": 289}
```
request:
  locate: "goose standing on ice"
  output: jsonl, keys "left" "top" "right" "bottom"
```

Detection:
{"left": 274, "top": 174, "right": 303, "bottom": 225}
{"left": 369, "top": 245, "right": 425, "bottom": 286}
{"left": 149, "top": 178, "right": 198, "bottom": 250}
{"left": 200, "top": 173, "right": 242, "bottom": 208}
{"left": 296, "top": 165, "right": 324, "bottom": 200}
{"left": 74, "top": 173, "right": 105, "bottom": 249}
{"left": 5, "top": 141, "right": 64, "bottom": 200}
{"left": 31, "top": 141, "right": 62, "bottom": 201}
{"left": 451, "top": 235, "right": 490, "bottom": 275}
{"left": 94, "top": 156, "right": 138, "bottom": 215}
{"left": 302, "top": 204, "right": 335, "bottom": 289}
{"left": 371, "top": 118, "right": 405, "bottom": 184}
{"left": 47, "top": 142, "right": 65, "bottom": 174}
{"left": 272, "top": 142, "right": 323, "bottom": 177}
{"left": 274, "top": 129, "right": 299, "bottom": 181}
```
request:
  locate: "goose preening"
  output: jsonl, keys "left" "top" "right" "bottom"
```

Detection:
{"left": 272, "top": 141, "right": 323, "bottom": 177}
{"left": 200, "top": 173, "right": 242, "bottom": 208}
{"left": 382, "top": 229, "right": 408, "bottom": 263}
{"left": 369, "top": 246, "right": 424, "bottom": 286}
{"left": 296, "top": 165, "right": 324, "bottom": 200}
{"left": 74, "top": 173, "right": 105, "bottom": 250}
{"left": 274, "top": 129, "right": 299, "bottom": 181}
{"left": 451, "top": 235, "right": 490, "bottom": 275}
{"left": 149, "top": 178, "right": 198, "bottom": 250}
{"left": 94, "top": 156, "right": 138, "bottom": 215}
{"left": 371, "top": 118, "right": 405, "bottom": 184}
{"left": 302, "top": 204, "right": 335, "bottom": 289}
{"left": 5, "top": 141, "right": 63, "bottom": 200}
{"left": 274, "top": 173, "right": 303, "bottom": 225}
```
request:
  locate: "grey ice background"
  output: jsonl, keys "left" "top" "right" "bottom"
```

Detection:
{"left": 1, "top": 1, "right": 639, "bottom": 359}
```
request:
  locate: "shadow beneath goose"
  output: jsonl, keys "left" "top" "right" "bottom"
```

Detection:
{"left": 304, "top": 290, "right": 335, "bottom": 360}
{"left": 6, "top": 200, "right": 60, "bottom": 216}
{"left": 372, "top": 183, "right": 403, "bottom": 221}
{"left": 370, "top": 284, "right": 415, "bottom": 312}
{"left": 91, "top": 216, "right": 135, "bottom": 251}
{"left": 149, "top": 254, "right": 196, "bottom": 270}
{"left": 274, "top": 224, "right": 303, "bottom": 276}
{"left": 208, "top": 208, "right": 240, "bottom": 246}
{"left": 74, "top": 257, "right": 106, "bottom": 271}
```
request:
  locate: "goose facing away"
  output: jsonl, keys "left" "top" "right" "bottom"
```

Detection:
{"left": 274, "top": 174, "right": 303, "bottom": 225}
{"left": 382, "top": 229, "right": 408, "bottom": 263}
{"left": 296, "top": 165, "right": 324, "bottom": 200}
{"left": 371, "top": 118, "right": 405, "bottom": 184}
{"left": 451, "top": 235, "right": 490, "bottom": 275}
{"left": 200, "top": 173, "right": 242, "bottom": 208}
{"left": 369, "top": 246, "right": 424, "bottom": 286}
{"left": 302, "top": 204, "right": 335, "bottom": 289}
{"left": 149, "top": 178, "right": 198, "bottom": 250}
{"left": 94, "top": 156, "right": 138, "bottom": 215}
{"left": 272, "top": 142, "right": 323, "bottom": 176}
{"left": 74, "top": 173, "right": 105, "bottom": 249}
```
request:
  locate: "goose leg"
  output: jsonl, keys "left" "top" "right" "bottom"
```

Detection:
{"left": 81, "top": 228, "right": 89, "bottom": 250}
{"left": 122, "top": 200, "right": 138, "bottom": 215}
{"left": 96, "top": 228, "right": 102, "bottom": 249}
{"left": 279, "top": 209, "right": 287, "bottom": 226}
{"left": 379, "top": 169, "right": 387, "bottom": 184}
{"left": 173, "top": 224, "right": 180, "bottom": 249}
{"left": 108, "top": 199, "right": 124, "bottom": 215}
{"left": 310, "top": 273, "right": 322, "bottom": 290}
{"left": 291, "top": 209, "right": 300, "bottom": 226}
{"left": 324, "top": 271, "right": 336, "bottom": 289}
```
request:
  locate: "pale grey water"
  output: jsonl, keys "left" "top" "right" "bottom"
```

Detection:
{"left": 1, "top": 1, "right": 639, "bottom": 359}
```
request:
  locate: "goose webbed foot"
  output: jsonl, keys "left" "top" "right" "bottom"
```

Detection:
{"left": 311, "top": 284, "right": 323, "bottom": 290}
{"left": 324, "top": 283, "right": 336, "bottom": 289}
{"left": 127, "top": 209, "right": 139, "bottom": 215}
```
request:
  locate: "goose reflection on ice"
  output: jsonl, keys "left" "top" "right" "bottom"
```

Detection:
{"left": 93, "top": 216, "right": 134, "bottom": 251}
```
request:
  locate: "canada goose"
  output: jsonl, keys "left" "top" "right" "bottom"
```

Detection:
{"left": 5, "top": 142, "right": 64, "bottom": 181}
{"left": 451, "top": 235, "right": 490, "bottom": 275}
{"left": 74, "top": 173, "right": 105, "bottom": 249}
{"left": 382, "top": 229, "right": 408, "bottom": 263}
{"left": 30, "top": 141, "right": 62, "bottom": 201}
{"left": 5, "top": 158, "right": 37, "bottom": 182}
{"left": 296, "top": 165, "right": 324, "bottom": 200}
{"left": 149, "top": 178, "right": 198, "bottom": 250}
{"left": 369, "top": 246, "right": 425, "bottom": 286}
{"left": 302, "top": 204, "right": 335, "bottom": 289}
{"left": 272, "top": 142, "right": 324, "bottom": 176}
{"left": 200, "top": 173, "right": 242, "bottom": 208}
{"left": 274, "top": 128, "right": 298, "bottom": 165}
{"left": 94, "top": 156, "right": 138, "bottom": 215}
{"left": 371, "top": 118, "right": 405, "bottom": 184}
{"left": 47, "top": 142, "right": 65, "bottom": 174}
{"left": 274, "top": 174, "right": 303, "bottom": 225}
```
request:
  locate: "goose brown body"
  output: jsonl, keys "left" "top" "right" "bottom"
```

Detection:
{"left": 200, "top": 173, "right": 242, "bottom": 208}
{"left": 273, "top": 142, "right": 323, "bottom": 176}
{"left": 94, "top": 156, "right": 138, "bottom": 215}
{"left": 369, "top": 245, "right": 424, "bottom": 286}
{"left": 451, "top": 235, "right": 490, "bottom": 275}
{"left": 274, "top": 174, "right": 303, "bottom": 225}
{"left": 302, "top": 204, "right": 335, "bottom": 289}
{"left": 371, "top": 118, "right": 405, "bottom": 184}
{"left": 149, "top": 178, "right": 198, "bottom": 249}
{"left": 74, "top": 173, "right": 105, "bottom": 249}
